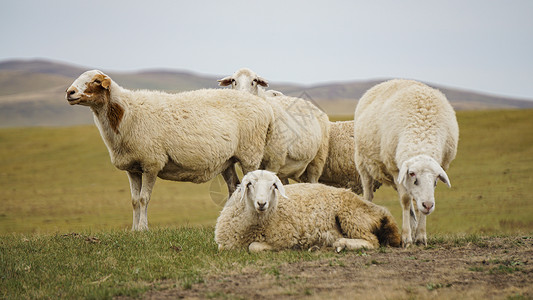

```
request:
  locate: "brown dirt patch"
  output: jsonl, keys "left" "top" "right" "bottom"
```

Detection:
{"left": 133, "top": 236, "right": 532, "bottom": 299}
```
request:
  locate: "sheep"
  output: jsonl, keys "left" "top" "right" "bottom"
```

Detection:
{"left": 218, "top": 68, "right": 284, "bottom": 98}
{"left": 65, "top": 70, "right": 277, "bottom": 231}
{"left": 218, "top": 68, "right": 330, "bottom": 184}
{"left": 214, "top": 170, "right": 401, "bottom": 252}
{"left": 219, "top": 68, "right": 378, "bottom": 194}
{"left": 353, "top": 79, "right": 459, "bottom": 247}
{"left": 320, "top": 120, "right": 381, "bottom": 194}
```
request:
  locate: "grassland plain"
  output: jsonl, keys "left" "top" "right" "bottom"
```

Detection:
{"left": 0, "top": 109, "right": 532, "bottom": 299}
{"left": 2, "top": 109, "right": 532, "bottom": 234}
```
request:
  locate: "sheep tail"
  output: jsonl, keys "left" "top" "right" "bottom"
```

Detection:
{"left": 375, "top": 214, "right": 401, "bottom": 247}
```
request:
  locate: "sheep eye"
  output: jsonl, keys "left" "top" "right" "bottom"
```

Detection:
{"left": 409, "top": 172, "right": 416, "bottom": 177}
{"left": 94, "top": 79, "right": 101, "bottom": 85}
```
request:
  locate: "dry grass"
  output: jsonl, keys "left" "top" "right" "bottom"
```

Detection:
{"left": 1, "top": 109, "right": 532, "bottom": 234}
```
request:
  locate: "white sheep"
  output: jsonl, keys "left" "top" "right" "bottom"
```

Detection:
{"left": 353, "top": 79, "right": 459, "bottom": 247}
{"left": 218, "top": 68, "right": 284, "bottom": 98}
{"left": 66, "top": 70, "right": 277, "bottom": 231}
{"left": 320, "top": 120, "right": 381, "bottom": 194}
{"left": 219, "top": 68, "right": 376, "bottom": 193}
{"left": 219, "top": 68, "right": 330, "bottom": 183}
{"left": 215, "top": 170, "right": 401, "bottom": 252}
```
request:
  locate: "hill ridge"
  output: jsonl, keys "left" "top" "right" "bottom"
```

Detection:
{"left": 1, "top": 59, "right": 532, "bottom": 127}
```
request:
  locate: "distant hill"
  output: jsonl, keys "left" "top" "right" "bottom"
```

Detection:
{"left": 1, "top": 59, "right": 532, "bottom": 127}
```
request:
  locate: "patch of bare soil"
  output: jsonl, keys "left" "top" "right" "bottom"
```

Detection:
{"left": 138, "top": 236, "right": 532, "bottom": 299}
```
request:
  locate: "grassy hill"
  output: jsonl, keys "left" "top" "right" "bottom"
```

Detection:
{"left": 0, "top": 109, "right": 532, "bottom": 235}
{"left": 1, "top": 59, "right": 533, "bottom": 127}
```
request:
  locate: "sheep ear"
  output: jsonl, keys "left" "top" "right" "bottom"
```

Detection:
{"left": 93, "top": 74, "right": 111, "bottom": 90}
{"left": 101, "top": 77, "right": 111, "bottom": 89}
{"left": 438, "top": 171, "right": 452, "bottom": 188}
{"left": 256, "top": 77, "right": 269, "bottom": 87}
{"left": 273, "top": 177, "right": 288, "bottom": 199}
{"left": 397, "top": 161, "right": 409, "bottom": 186}
{"left": 218, "top": 76, "right": 233, "bottom": 86}
{"left": 239, "top": 177, "right": 250, "bottom": 202}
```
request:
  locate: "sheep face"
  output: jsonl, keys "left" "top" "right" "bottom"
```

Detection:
{"left": 397, "top": 155, "right": 451, "bottom": 215}
{"left": 66, "top": 70, "right": 111, "bottom": 107}
{"left": 240, "top": 170, "right": 287, "bottom": 214}
{"left": 218, "top": 68, "right": 268, "bottom": 96}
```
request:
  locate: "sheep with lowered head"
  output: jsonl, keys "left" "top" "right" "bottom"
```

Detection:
{"left": 215, "top": 170, "right": 401, "bottom": 252}
{"left": 219, "top": 68, "right": 330, "bottom": 183}
{"left": 353, "top": 79, "right": 459, "bottom": 247}
{"left": 66, "top": 70, "right": 276, "bottom": 231}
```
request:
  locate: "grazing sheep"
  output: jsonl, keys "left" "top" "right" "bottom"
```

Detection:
{"left": 218, "top": 68, "right": 284, "bottom": 98}
{"left": 215, "top": 170, "right": 401, "bottom": 252}
{"left": 353, "top": 79, "right": 459, "bottom": 247}
{"left": 219, "top": 68, "right": 330, "bottom": 183}
{"left": 320, "top": 120, "right": 381, "bottom": 194}
{"left": 66, "top": 70, "right": 276, "bottom": 231}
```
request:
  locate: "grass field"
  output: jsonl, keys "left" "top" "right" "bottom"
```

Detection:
{"left": 1, "top": 109, "right": 532, "bottom": 235}
{"left": 1, "top": 109, "right": 532, "bottom": 299}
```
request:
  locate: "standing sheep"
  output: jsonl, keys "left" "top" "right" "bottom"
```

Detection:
{"left": 218, "top": 68, "right": 284, "bottom": 98}
{"left": 215, "top": 170, "right": 401, "bottom": 252}
{"left": 219, "top": 68, "right": 376, "bottom": 193}
{"left": 319, "top": 120, "right": 381, "bottom": 194}
{"left": 66, "top": 70, "right": 276, "bottom": 231}
{"left": 353, "top": 79, "right": 459, "bottom": 247}
{"left": 218, "top": 68, "right": 330, "bottom": 183}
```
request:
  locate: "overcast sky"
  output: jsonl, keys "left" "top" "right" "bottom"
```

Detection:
{"left": 1, "top": 0, "right": 532, "bottom": 99}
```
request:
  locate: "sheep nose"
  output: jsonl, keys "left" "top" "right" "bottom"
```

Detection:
{"left": 258, "top": 202, "right": 266, "bottom": 210}
{"left": 68, "top": 90, "right": 76, "bottom": 96}
{"left": 422, "top": 202, "right": 434, "bottom": 211}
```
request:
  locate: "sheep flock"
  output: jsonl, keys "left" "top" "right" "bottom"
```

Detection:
{"left": 66, "top": 68, "right": 458, "bottom": 250}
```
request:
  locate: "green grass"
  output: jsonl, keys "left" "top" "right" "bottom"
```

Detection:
{"left": 1, "top": 109, "right": 532, "bottom": 234}
{"left": 0, "top": 227, "right": 334, "bottom": 299}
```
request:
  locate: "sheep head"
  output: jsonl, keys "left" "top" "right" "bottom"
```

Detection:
{"left": 218, "top": 68, "right": 268, "bottom": 96}
{"left": 66, "top": 70, "right": 112, "bottom": 107}
{"left": 397, "top": 155, "right": 451, "bottom": 215}
{"left": 239, "top": 170, "right": 287, "bottom": 214}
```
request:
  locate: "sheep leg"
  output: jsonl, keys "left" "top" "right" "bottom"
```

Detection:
{"left": 414, "top": 213, "right": 427, "bottom": 246}
{"left": 222, "top": 164, "right": 240, "bottom": 196}
{"left": 409, "top": 201, "right": 418, "bottom": 239}
{"left": 398, "top": 187, "right": 413, "bottom": 248}
{"left": 249, "top": 242, "right": 273, "bottom": 252}
{"left": 333, "top": 238, "right": 376, "bottom": 252}
{"left": 127, "top": 171, "right": 142, "bottom": 231}
{"left": 359, "top": 168, "right": 374, "bottom": 202}
{"left": 137, "top": 172, "right": 157, "bottom": 231}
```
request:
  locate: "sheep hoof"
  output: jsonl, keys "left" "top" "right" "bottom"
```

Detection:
{"left": 401, "top": 237, "right": 412, "bottom": 248}
{"left": 336, "top": 246, "right": 344, "bottom": 253}
{"left": 308, "top": 245, "right": 320, "bottom": 252}
{"left": 415, "top": 236, "right": 427, "bottom": 247}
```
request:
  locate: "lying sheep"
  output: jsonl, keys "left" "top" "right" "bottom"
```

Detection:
{"left": 219, "top": 68, "right": 330, "bottom": 183}
{"left": 353, "top": 79, "right": 459, "bottom": 247}
{"left": 66, "top": 70, "right": 276, "bottom": 231}
{"left": 215, "top": 170, "right": 401, "bottom": 252}
{"left": 219, "top": 68, "right": 375, "bottom": 193}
